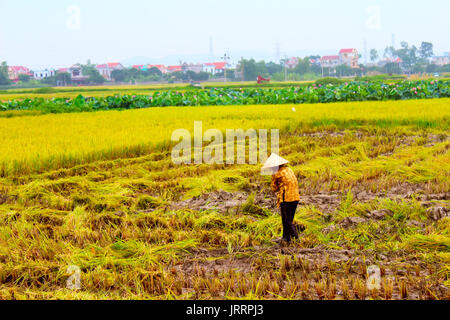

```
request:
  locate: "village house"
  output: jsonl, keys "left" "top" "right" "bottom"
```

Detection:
{"left": 96, "top": 62, "right": 125, "bottom": 81}
{"left": 285, "top": 57, "right": 299, "bottom": 69}
{"left": 33, "top": 69, "right": 55, "bottom": 80}
{"left": 339, "top": 48, "right": 359, "bottom": 68}
{"left": 57, "top": 68, "right": 69, "bottom": 74}
{"left": 309, "top": 58, "right": 321, "bottom": 66}
{"left": 378, "top": 57, "right": 403, "bottom": 68}
{"left": 202, "top": 62, "right": 230, "bottom": 75}
{"left": 131, "top": 65, "right": 148, "bottom": 71}
{"left": 320, "top": 55, "right": 340, "bottom": 68}
{"left": 167, "top": 65, "right": 182, "bottom": 73}
{"left": 432, "top": 53, "right": 450, "bottom": 66}
{"left": 69, "top": 64, "right": 89, "bottom": 84}
{"left": 8, "top": 66, "right": 32, "bottom": 82}
{"left": 182, "top": 63, "right": 204, "bottom": 73}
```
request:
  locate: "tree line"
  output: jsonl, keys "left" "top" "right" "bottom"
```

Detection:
{"left": 238, "top": 41, "right": 448, "bottom": 81}
{"left": 1, "top": 40, "right": 448, "bottom": 87}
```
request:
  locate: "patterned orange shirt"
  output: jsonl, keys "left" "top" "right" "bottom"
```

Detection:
{"left": 271, "top": 166, "right": 300, "bottom": 208}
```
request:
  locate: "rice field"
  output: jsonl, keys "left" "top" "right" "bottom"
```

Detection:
{"left": 0, "top": 94, "right": 448, "bottom": 300}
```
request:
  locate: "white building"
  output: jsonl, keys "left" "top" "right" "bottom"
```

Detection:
{"left": 96, "top": 63, "right": 125, "bottom": 81}
{"left": 202, "top": 62, "right": 232, "bottom": 75}
{"left": 33, "top": 69, "right": 55, "bottom": 80}
{"left": 432, "top": 53, "right": 450, "bottom": 66}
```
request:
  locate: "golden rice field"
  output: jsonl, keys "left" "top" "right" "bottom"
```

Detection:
{"left": 0, "top": 97, "right": 448, "bottom": 300}
{"left": 0, "top": 99, "right": 449, "bottom": 176}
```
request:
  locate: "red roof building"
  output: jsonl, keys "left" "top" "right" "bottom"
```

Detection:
{"left": 339, "top": 48, "right": 359, "bottom": 68}
{"left": 203, "top": 62, "right": 231, "bottom": 74}
{"left": 285, "top": 57, "right": 299, "bottom": 69}
{"left": 167, "top": 65, "right": 182, "bottom": 73}
{"left": 96, "top": 62, "right": 125, "bottom": 80}
{"left": 320, "top": 56, "right": 340, "bottom": 68}
{"left": 7, "top": 66, "right": 32, "bottom": 82}
{"left": 339, "top": 48, "right": 356, "bottom": 54}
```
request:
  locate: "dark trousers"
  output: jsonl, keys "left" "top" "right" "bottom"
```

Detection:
{"left": 280, "top": 201, "right": 299, "bottom": 241}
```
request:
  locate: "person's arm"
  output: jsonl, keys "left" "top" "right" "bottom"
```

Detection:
{"left": 271, "top": 172, "right": 280, "bottom": 193}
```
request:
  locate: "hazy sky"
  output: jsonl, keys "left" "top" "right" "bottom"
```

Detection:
{"left": 0, "top": 0, "right": 449, "bottom": 69}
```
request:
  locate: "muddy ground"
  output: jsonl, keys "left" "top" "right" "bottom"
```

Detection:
{"left": 170, "top": 186, "right": 449, "bottom": 217}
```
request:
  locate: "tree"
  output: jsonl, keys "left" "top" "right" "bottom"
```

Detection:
{"left": 370, "top": 49, "right": 379, "bottom": 63}
{"left": 293, "top": 58, "right": 310, "bottom": 75}
{"left": 55, "top": 72, "right": 71, "bottom": 86}
{"left": 306, "top": 56, "right": 322, "bottom": 75}
{"left": 111, "top": 69, "right": 126, "bottom": 82}
{"left": 383, "top": 62, "right": 402, "bottom": 74}
{"left": 0, "top": 62, "right": 10, "bottom": 85}
{"left": 185, "top": 70, "right": 196, "bottom": 81}
{"left": 238, "top": 59, "right": 258, "bottom": 81}
{"left": 41, "top": 76, "right": 57, "bottom": 86}
{"left": 237, "top": 59, "right": 269, "bottom": 81}
{"left": 147, "top": 67, "right": 162, "bottom": 77}
{"left": 383, "top": 46, "right": 397, "bottom": 60}
{"left": 185, "top": 70, "right": 210, "bottom": 81}
{"left": 82, "top": 65, "right": 105, "bottom": 84}
{"left": 395, "top": 42, "right": 418, "bottom": 73}
{"left": 18, "top": 74, "right": 31, "bottom": 82}
{"left": 335, "top": 64, "right": 354, "bottom": 77}
{"left": 195, "top": 71, "right": 210, "bottom": 81}
{"left": 171, "top": 71, "right": 188, "bottom": 81}
{"left": 419, "top": 42, "right": 433, "bottom": 62}
{"left": 266, "top": 62, "right": 282, "bottom": 75}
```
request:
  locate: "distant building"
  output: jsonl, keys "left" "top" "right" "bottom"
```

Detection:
{"left": 8, "top": 66, "right": 32, "bottom": 82}
{"left": 339, "top": 48, "right": 359, "bottom": 68}
{"left": 131, "top": 65, "right": 148, "bottom": 71}
{"left": 167, "top": 65, "right": 183, "bottom": 73}
{"left": 57, "top": 68, "right": 70, "bottom": 74}
{"left": 285, "top": 57, "right": 299, "bottom": 69}
{"left": 320, "top": 55, "right": 340, "bottom": 68}
{"left": 203, "top": 62, "right": 231, "bottom": 75}
{"left": 33, "top": 69, "right": 55, "bottom": 80}
{"left": 96, "top": 62, "right": 125, "bottom": 80}
{"left": 309, "top": 58, "right": 321, "bottom": 66}
{"left": 432, "top": 54, "right": 450, "bottom": 66}
{"left": 148, "top": 65, "right": 167, "bottom": 74}
{"left": 69, "top": 64, "right": 89, "bottom": 84}
{"left": 182, "top": 63, "right": 204, "bottom": 73}
{"left": 378, "top": 57, "right": 402, "bottom": 67}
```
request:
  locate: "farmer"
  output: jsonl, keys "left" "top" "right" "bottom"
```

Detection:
{"left": 262, "top": 153, "right": 304, "bottom": 243}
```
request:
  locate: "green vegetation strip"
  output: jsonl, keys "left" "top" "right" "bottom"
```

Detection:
{"left": 0, "top": 80, "right": 448, "bottom": 115}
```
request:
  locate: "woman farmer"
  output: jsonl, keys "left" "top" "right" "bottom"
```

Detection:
{"left": 262, "top": 153, "right": 304, "bottom": 243}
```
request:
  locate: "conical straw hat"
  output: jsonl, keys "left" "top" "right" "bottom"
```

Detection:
{"left": 262, "top": 153, "right": 289, "bottom": 169}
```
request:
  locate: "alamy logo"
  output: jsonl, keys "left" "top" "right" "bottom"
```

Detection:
{"left": 171, "top": 121, "right": 279, "bottom": 165}
{"left": 66, "top": 265, "right": 81, "bottom": 290}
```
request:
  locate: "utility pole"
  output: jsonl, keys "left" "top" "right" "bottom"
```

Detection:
{"left": 321, "top": 60, "right": 324, "bottom": 78}
{"left": 221, "top": 53, "right": 230, "bottom": 83}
